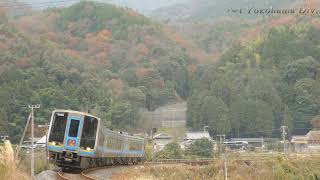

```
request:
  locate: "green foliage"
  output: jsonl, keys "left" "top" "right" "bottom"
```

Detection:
{"left": 185, "top": 138, "right": 213, "bottom": 158}
{"left": 272, "top": 157, "right": 320, "bottom": 180}
{"left": 155, "top": 142, "right": 183, "bottom": 159}
{"left": 153, "top": 0, "right": 298, "bottom": 22}
{"left": 0, "top": 1, "right": 198, "bottom": 142}
{"left": 188, "top": 22, "right": 320, "bottom": 136}
{"left": 53, "top": 1, "right": 192, "bottom": 110}
{"left": 57, "top": 1, "right": 150, "bottom": 39}
{"left": 120, "top": 87, "right": 146, "bottom": 107}
{"left": 158, "top": 60, "right": 190, "bottom": 98}
{"left": 110, "top": 101, "right": 140, "bottom": 131}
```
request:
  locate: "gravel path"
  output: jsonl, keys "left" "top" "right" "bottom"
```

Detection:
{"left": 35, "top": 165, "right": 140, "bottom": 180}
{"left": 87, "top": 165, "right": 142, "bottom": 180}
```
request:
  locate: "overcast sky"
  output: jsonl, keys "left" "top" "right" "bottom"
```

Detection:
{"left": 18, "top": 0, "right": 186, "bottom": 13}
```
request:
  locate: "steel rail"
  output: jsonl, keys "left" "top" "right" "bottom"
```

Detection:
{"left": 57, "top": 170, "right": 73, "bottom": 180}
{"left": 81, "top": 168, "right": 97, "bottom": 180}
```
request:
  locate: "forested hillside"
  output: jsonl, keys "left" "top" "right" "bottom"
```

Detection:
{"left": 152, "top": 0, "right": 301, "bottom": 22}
{"left": 1, "top": 1, "right": 197, "bottom": 142}
{"left": 151, "top": 0, "right": 303, "bottom": 58}
{"left": 1, "top": 0, "right": 320, "bottom": 142}
{"left": 187, "top": 17, "right": 320, "bottom": 137}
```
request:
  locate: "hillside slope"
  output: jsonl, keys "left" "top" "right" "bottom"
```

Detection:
{"left": 187, "top": 16, "right": 320, "bottom": 136}
{"left": 152, "top": 0, "right": 302, "bottom": 22}
{"left": 1, "top": 1, "right": 203, "bottom": 141}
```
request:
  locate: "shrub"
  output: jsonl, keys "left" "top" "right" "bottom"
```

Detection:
{"left": 0, "top": 140, "right": 29, "bottom": 180}
{"left": 185, "top": 138, "right": 213, "bottom": 158}
{"left": 156, "top": 142, "right": 183, "bottom": 159}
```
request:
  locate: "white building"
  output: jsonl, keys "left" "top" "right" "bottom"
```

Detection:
{"left": 180, "top": 132, "right": 212, "bottom": 150}
{"left": 153, "top": 133, "right": 173, "bottom": 152}
{"left": 184, "top": 132, "right": 211, "bottom": 141}
{"left": 291, "top": 130, "right": 320, "bottom": 152}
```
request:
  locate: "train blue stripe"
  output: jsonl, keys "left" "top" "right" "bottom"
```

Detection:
{"left": 48, "top": 145, "right": 63, "bottom": 152}
{"left": 79, "top": 151, "right": 96, "bottom": 156}
{"left": 48, "top": 145, "right": 143, "bottom": 156}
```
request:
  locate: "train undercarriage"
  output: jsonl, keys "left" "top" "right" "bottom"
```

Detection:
{"left": 50, "top": 151, "right": 142, "bottom": 169}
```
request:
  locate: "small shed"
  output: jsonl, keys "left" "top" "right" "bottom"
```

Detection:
{"left": 291, "top": 130, "right": 320, "bottom": 152}
{"left": 184, "top": 132, "right": 211, "bottom": 141}
{"left": 306, "top": 131, "right": 320, "bottom": 144}
{"left": 291, "top": 135, "right": 308, "bottom": 152}
{"left": 153, "top": 133, "right": 173, "bottom": 152}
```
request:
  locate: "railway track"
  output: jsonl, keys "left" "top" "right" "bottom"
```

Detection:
{"left": 57, "top": 169, "right": 96, "bottom": 180}
{"left": 57, "top": 170, "right": 72, "bottom": 180}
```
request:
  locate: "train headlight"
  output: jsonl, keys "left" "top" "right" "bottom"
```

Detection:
{"left": 50, "top": 141, "right": 56, "bottom": 146}
{"left": 86, "top": 147, "right": 91, "bottom": 151}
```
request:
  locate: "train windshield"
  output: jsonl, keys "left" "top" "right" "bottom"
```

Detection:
{"left": 49, "top": 112, "right": 68, "bottom": 144}
{"left": 80, "top": 116, "right": 98, "bottom": 149}
{"left": 68, "top": 119, "right": 80, "bottom": 137}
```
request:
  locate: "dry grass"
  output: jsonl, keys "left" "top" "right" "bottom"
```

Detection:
{"left": 113, "top": 156, "right": 320, "bottom": 180}
{"left": 0, "top": 140, "right": 29, "bottom": 180}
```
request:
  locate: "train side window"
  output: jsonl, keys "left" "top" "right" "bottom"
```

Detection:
{"left": 80, "top": 116, "right": 98, "bottom": 149}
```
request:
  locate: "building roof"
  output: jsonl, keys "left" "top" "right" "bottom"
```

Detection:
{"left": 291, "top": 135, "right": 308, "bottom": 144}
{"left": 291, "top": 130, "right": 320, "bottom": 144}
{"left": 153, "top": 133, "right": 172, "bottom": 139}
{"left": 306, "top": 131, "right": 320, "bottom": 141}
{"left": 184, "top": 132, "right": 210, "bottom": 140}
{"left": 230, "top": 138, "right": 266, "bottom": 143}
{"left": 36, "top": 135, "right": 47, "bottom": 144}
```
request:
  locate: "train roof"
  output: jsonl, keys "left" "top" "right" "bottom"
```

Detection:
{"left": 103, "top": 128, "right": 144, "bottom": 141}
{"left": 53, "top": 109, "right": 100, "bottom": 120}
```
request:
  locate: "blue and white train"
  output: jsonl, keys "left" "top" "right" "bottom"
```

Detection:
{"left": 47, "top": 110, "right": 144, "bottom": 169}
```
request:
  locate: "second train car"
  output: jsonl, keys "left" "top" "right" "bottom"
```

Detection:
{"left": 47, "top": 110, "right": 144, "bottom": 169}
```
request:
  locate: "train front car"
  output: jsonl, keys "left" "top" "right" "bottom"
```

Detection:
{"left": 47, "top": 110, "right": 99, "bottom": 169}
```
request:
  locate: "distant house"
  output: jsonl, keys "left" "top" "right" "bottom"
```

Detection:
{"left": 306, "top": 131, "right": 320, "bottom": 144}
{"left": 184, "top": 132, "right": 211, "bottom": 141}
{"left": 180, "top": 132, "right": 211, "bottom": 150}
{"left": 36, "top": 135, "right": 47, "bottom": 148}
{"left": 291, "top": 135, "right": 308, "bottom": 152}
{"left": 291, "top": 131, "right": 320, "bottom": 152}
{"left": 153, "top": 133, "right": 173, "bottom": 152}
{"left": 22, "top": 136, "right": 47, "bottom": 149}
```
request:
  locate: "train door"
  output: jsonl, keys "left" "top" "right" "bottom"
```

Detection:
{"left": 65, "top": 116, "right": 83, "bottom": 151}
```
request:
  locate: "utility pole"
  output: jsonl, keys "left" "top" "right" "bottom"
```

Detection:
{"left": 281, "top": 126, "right": 288, "bottom": 154}
{"left": 217, "top": 134, "right": 226, "bottom": 154}
{"left": 16, "top": 114, "right": 31, "bottom": 159}
{"left": 223, "top": 154, "right": 228, "bottom": 180}
{"left": 29, "top": 104, "right": 40, "bottom": 180}
{"left": 217, "top": 134, "right": 223, "bottom": 144}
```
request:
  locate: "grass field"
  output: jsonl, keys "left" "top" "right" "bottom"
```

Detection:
{"left": 113, "top": 154, "right": 320, "bottom": 180}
